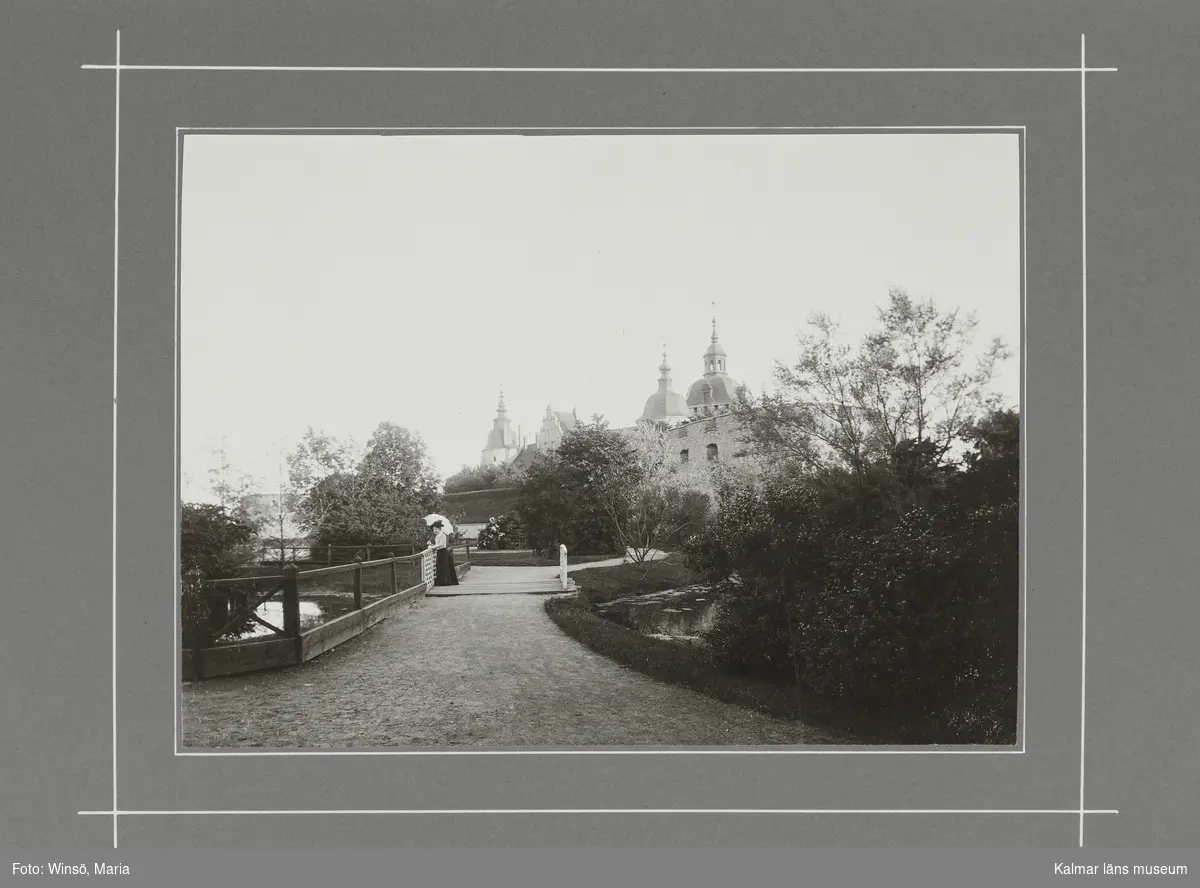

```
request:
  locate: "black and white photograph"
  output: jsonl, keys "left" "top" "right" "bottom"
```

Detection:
{"left": 178, "top": 131, "right": 1022, "bottom": 748}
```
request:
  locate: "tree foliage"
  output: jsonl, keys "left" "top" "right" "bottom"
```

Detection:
{"left": 444, "top": 461, "right": 526, "bottom": 493}
{"left": 597, "top": 421, "right": 711, "bottom": 575}
{"left": 692, "top": 290, "right": 1017, "bottom": 743}
{"left": 515, "top": 417, "right": 634, "bottom": 555}
{"left": 179, "top": 503, "right": 261, "bottom": 635}
{"left": 289, "top": 422, "right": 443, "bottom": 550}
{"left": 735, "top": 288, "right": 1008, "bottom": 487}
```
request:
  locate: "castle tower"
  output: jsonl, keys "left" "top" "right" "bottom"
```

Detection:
{"left": 480, "top": 388, "right": 521, "bottom": 466}
{"left": 685, "top": 304, "right": 739, "bottom": 414}
{"left": 638, "top": 346, "right": 690, "bottom": 424}
{"left": 535, "top": 402, "right": 578, "bottom": 452}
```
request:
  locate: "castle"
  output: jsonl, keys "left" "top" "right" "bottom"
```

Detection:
{"left": 481, "top": 312, "right": 756, "bottom": 470}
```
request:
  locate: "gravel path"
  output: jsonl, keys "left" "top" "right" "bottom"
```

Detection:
{"left": 181, "top": 566, "right": 826, "bottom": 748}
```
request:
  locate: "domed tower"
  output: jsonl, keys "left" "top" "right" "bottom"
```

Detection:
{"left": 685, "top": 306, "right": 740, "bottom": 414}
{"left": 638, "top": 348, "right": 690, "bottom": 424}
{"left": 481, "top": 388, "right": 521, "bottom": 466}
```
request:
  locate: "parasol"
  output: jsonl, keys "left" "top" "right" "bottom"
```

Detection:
{"left": 424, "top": 513, "right": 454, "bottom": 534}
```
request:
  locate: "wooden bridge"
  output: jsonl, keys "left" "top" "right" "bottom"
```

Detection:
{"left": 182, "top": 543, "right": 576, "bottom": 681}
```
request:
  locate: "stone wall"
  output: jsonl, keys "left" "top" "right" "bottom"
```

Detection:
{"left": 669, "top": 411, "right": 759, "bottom": 470}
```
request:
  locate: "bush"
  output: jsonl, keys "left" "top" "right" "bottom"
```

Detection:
{"left": 476, "top": 513, "right": 528, "bottom": 550}
{"left": 179, "top": 503, "right": 260, "bottom": 639}
{"left": 685, "top": 410, "right": 1020, "bottom": 744}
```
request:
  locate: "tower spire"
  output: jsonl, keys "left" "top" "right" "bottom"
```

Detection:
{"left": 711, "top": 301, "right": 718, "bottom": 341}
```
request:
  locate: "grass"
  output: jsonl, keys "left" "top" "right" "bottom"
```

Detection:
{"left": 545, "top": 553, "right": 823, "bottom": 728}
{"left": 569, "top": 554, "right": 703, "bottom": 604}
{"left": 468, "top": 550, "right": 620, "bottom": 567}
{"left": 543, "top": 593, "right": 837, "bottom": 733}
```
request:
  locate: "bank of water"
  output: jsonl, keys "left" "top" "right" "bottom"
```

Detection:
{"left": 212, "top": 591, "right": 370, "bottom": 644}
{"left": 592, "top": 585, "right": 719, "bottom": 645}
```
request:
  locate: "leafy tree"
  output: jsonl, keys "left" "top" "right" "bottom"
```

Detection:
{"left": 597, "top": 421, "right": 710, "bottom": 577}
{"left": 515, "top": 417, "right": 634, "bottom": 555}
{"left": 735, "top": 288, "right": 1009, "bottom": 506}
{"left": 444, "top": 461, "right": 526, "bottom": 493}
{"left": 291, "top": 422, "right": 442, "bottom": 551}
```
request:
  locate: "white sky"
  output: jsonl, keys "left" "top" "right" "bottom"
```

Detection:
{"left": 180, "top": 132, "right": 1021, "bottom": 501}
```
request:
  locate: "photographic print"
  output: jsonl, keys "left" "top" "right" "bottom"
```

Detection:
{"left": 179, "top": 131, "right": 1021, "bottom": 749}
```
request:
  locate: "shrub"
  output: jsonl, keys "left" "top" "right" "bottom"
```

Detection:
{"left": 476, "top": 513, "right": 528, "bottom": 550}
{"left": 179, "top": 503, "right": 260, "bottom": 639}
{"left": 685, "top": 410, "right": 1020, "bottom": 743}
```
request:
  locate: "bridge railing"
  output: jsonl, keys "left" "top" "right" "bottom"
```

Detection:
{"left": 258, "top": 541, "right": 474, "bottom": 567}
{"left": 185, "top": 549, "right": 449, "bottom": 682}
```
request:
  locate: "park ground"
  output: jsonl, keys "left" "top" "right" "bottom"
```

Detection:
{"left": 181, "top": 561, "right": 832, "bottom": 748}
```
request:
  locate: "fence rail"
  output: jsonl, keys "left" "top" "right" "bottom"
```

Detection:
{"left": 256, "top": 540, "right": 473, "bottom": 566}
{"left": 184, "top": 543, "right": 472, "bottom": 681}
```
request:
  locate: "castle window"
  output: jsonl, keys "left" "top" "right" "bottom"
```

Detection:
{"left": 706, "top": 443, "right": 718, "bottom": 461}
{"left": 680, "top": 449, "right": 689, "bottom": 463}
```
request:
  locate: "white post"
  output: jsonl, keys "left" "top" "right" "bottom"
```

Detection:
{"left": 559, "top": 543, "right": 568, "bottom": 591}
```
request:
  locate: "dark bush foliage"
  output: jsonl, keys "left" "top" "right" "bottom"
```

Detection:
{"left": 515, "top": 419, "right": 636, "bottom": 555}
{"left": 179, "top": 503, "right": 261, "bottom": 638}
{"left": 686, "top": 409, "right": 1020, "bottom": 743}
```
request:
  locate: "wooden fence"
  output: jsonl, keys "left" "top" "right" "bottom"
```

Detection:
{"left": 183, "top": 544, "right": 472, "bottom": 681}
{"left": 258, "top": 541, "right": 472, "bottom": 567}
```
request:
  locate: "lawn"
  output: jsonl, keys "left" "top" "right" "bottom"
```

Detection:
{"left": 569, "top": 554, "right": 703, "bottom": 604}
{"left": 468, "top": 550, "right": 620, "bottom": 567}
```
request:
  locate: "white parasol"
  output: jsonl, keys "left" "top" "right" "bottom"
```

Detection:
{"left": 424, "top": 513, "right": 454, "bottom": 534}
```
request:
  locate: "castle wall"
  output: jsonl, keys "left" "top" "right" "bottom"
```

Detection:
{"left": 669, "top": 411, "right": 759, "bottom": 470}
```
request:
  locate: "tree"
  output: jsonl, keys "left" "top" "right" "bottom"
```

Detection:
{"left": 514, "top": 417, "right": 635, "bottom": 555}
{"left": 444, "top": 461, "right": 526, "bottom": 493}
{"left": 865, "top": 288, "right": 1008, "bottom": 461}
{"left": 734, "top": 288, "right": 1010, "bottom": 523}
{"left": 597, "top": 421, "right": 710, "bottom": 577}
{"left": 291, "top": 422, "right": 442, "bottom": 550}
{"left": 207, "top": 441, "right": 257, "bottom": 517}
{"left": 288, "top": 428, "right": 359, "bottom": 539}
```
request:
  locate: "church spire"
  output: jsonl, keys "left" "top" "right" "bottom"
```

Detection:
{"left": 703, "top": 302, "right": 728, "bottom": 373}
{"left": 657, "top": 344, "right": 673, "bottom": 391}
{"left": 496, "top": 387, "right": 507, "bottom": 414}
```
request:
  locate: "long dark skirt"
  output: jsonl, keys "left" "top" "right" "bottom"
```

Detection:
{"left": 434, "top": 547, "right": 459, "bottom": 586}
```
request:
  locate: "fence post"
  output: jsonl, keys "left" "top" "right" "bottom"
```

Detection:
{"left": 282, "top": 563, "right": 302, "bottom": 665}
{"left": 191, "top": 621, "right": 210, "bottom": 682}
{"left": 559, "top": 543, "right": 569, "bottom": 591}
{"left": 353, "top": 554, "right": 364, "bottom": 610}
{"left": 327, "top": 544, "right": 333, "bottom": 566}
{"left": 365, "top": 545, "right": 372, "bottom": 561}
{"left": 389, "top": 556, "right": 398, "bottom": 597}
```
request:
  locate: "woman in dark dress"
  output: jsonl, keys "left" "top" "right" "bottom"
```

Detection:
{"left": 431, "top": 521, "right": 459, "bottom": 586}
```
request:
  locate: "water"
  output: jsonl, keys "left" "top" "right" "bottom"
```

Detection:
{"left": 215, "top": 592, "right": 364, "bottom": 643}
{"left": 594, "top": 585, "right": 719, "bottom": 644}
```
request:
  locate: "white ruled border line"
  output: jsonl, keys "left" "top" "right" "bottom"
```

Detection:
{"left": 83, "top": 64, "right": 1117, "bottom": 73}
{"left": 80, "top": 808, "right": 1119, "bottom": 817}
